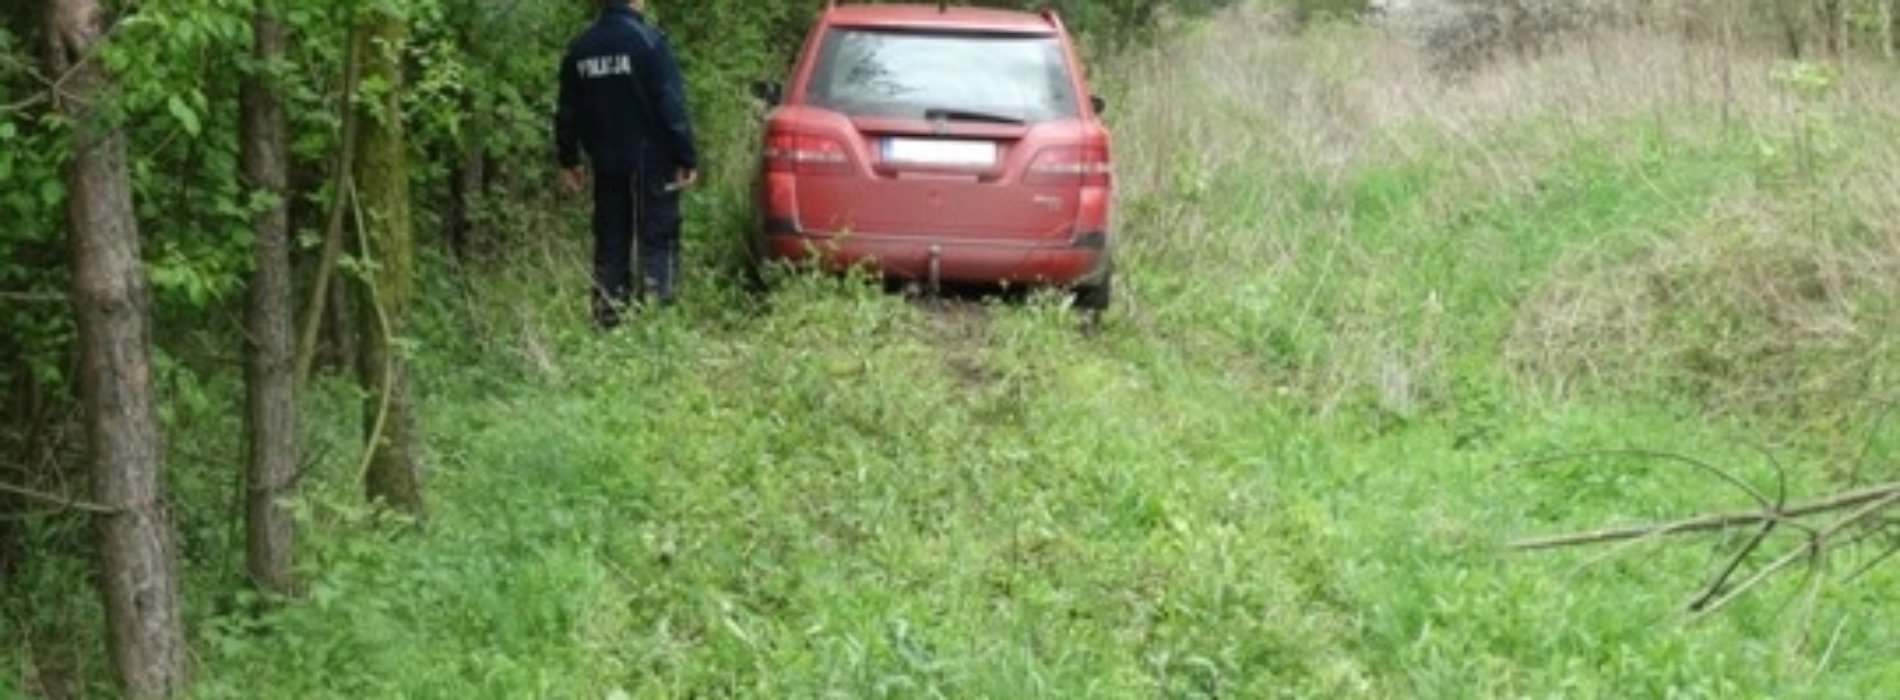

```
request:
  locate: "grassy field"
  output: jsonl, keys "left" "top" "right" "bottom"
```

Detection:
{"left": 11, "top": 5, "right": 1900, "bottom": 698}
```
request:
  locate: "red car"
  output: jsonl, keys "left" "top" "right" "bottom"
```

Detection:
{"left": 751, "top": 2, "right": 1115, "bottom": 310}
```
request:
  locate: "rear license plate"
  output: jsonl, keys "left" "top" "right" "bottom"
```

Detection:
{"left": 882, "top": 138, "right": 995, "bottom": 167}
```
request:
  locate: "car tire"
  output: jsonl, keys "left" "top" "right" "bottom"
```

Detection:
{"left": 740, "top": 253, "right": 769, "bottom": 297}
{"left": 1073, "top": 268, "right": 1112, "bottom": 312}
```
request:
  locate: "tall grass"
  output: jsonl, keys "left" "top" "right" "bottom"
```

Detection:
{"left": 8, "top": 3, "right": 1900, "bottom": 697}
{"left": 1110, "top": 8, "right": 1900, "bottom": 438}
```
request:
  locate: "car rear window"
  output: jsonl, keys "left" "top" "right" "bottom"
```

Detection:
{"left": 807, "top": 28, "right": 1079, "bottom": 123}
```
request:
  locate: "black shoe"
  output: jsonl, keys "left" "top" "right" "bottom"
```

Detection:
{"left": 593, "top": 297, "right": 626, "bottom": 330}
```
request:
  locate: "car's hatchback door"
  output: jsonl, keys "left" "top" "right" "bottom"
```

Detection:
{"left": 791, "top": 27, "right": 1087, "bottom": 241}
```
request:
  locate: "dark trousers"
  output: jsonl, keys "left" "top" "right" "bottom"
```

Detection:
{"left": 591, "top": 169, "right": 682, "bottom": 325}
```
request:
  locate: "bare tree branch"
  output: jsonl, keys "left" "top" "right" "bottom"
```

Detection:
{"left": 347, "top": 176, "right": 397, "bottom": 491}
{"left": 295, "top": 22, "right": 363, "bottom": 391}
{"left": 1689, "top": 490, "right": 1900, "bottom": 617}
{"left": 0, "top": 478, "right": 115, "bottom": 514}
{"left": 1690, "top": 538, "right": 1817, "bottom": 617}
{"left": 1, "top": 91, "right": 49, "bottom": 115}
{"left": 0, "top": 291, "right": 65, "bottom": 303}
{"left": 1843, "top": 536, "right": 1900, "bottom": 584}
{"left": 1512, "top": 481, "right": 1900, "bottom": 551}
{"left": 0, "top": 50, "right": 55, "bottom": 86}
{"left": 1513, "top": 449, "right": 1776, "bottom": 511}
{"left": 1746, "top": 441, "right": 1789, "bottom": 514}
{"left": 1687, "top": 519, "right": 1778, "bottom": 612}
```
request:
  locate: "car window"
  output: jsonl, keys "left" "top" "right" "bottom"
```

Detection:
{"left": 807, "top": 29, "right": 1078, "bottom": 122}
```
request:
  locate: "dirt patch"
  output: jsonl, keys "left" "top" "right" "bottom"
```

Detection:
{"left": 914, "top": 297, "right": 1000, "bottom": 389}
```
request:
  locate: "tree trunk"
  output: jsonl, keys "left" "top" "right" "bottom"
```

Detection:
{"left": 1887, "top": 0, "right": 1897, "bottom": 59}
{"left": 44, "top": 0, "right": 188, "bottom": 696}
{"left": 241, "top": 0, "right": 297, "bottom": 595}
{"left": 1820, "top": 0, "right": 1845, "bottom": 56}
{"left": 446, "top": 118, "right": 485, "bottom": 260}
{"left": 1777, "top": 0, "right": 1809, "bottom": 57}
{"left": 351, "top": 7, "right": 424, "bottom": 515}
{"left": 446, "top": 20, "right": 487, "bottom": 261}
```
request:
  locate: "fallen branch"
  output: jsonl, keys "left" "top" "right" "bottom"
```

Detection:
{"left": 1511, "top": 481, "right": 1900, "bottom": 551}
{"left": 1512, "top": 444, "right": 1900, "bottom": 616}
{"left": 1514, "top": 449, "right": 1776, "bottom": 511}
{"left": 1685, "top": 518, "right": 1777, "bottom": 612}
{"left": 1690, "top": 489, "right": 1900, "bottom": 616}
{"left": 1843, "top": 532, "right": 1900, "bottom": 584}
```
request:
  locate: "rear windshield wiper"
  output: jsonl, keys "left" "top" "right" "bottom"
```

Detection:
{"left": 923, "top": 107, "right": 1027, "bottom": 126}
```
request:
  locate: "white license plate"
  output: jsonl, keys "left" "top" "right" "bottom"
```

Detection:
{"left": 882, "top": 138, "right": 995, "bottom": 167}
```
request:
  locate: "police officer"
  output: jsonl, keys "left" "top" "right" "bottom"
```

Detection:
{"left": 556, "top": 0, "right": 697, "bottom": 328}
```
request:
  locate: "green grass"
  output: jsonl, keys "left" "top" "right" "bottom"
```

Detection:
{"left": 9, "top": 11, "right": 1900, "bottom": 699}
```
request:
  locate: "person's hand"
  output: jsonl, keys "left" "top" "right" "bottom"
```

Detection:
{"left": 672, "top": 168, "right": 698, "bottom": 190}
{"left": 562, "top": 167, "right": 587, "bottom": 194}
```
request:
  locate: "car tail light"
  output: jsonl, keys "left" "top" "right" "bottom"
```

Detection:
{"left": 765, "top": 131, "right": 850, "bottom": 174}
{"left": 1026, "top": 145, "right": 1112, "bottom": 186}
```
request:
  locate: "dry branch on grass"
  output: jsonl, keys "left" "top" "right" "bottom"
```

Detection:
{"left": 1512, "top": 451, "right": 1900, "bottom": 615}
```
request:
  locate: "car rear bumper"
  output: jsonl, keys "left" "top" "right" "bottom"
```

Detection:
{"left": 759, "top": 226, "right": 1109, "bottom": 287}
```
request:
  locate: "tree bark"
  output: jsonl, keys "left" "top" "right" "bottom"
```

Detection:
{"left": 351, "top": 7, "right": 424, "bottom": 515}
{"left": 44, "top": 0, "right": 188, "bottom": 696}
{"left": 241, "top": 0, "right": 297, "bottom": 596}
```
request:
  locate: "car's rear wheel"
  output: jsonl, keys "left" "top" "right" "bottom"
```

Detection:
{"left": 1073, "top": 267, "right": 1112, "bottom": 312}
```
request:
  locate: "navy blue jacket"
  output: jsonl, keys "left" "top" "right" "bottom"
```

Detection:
{"left": 555, "top": 6, "right": 697, "bottom": 175}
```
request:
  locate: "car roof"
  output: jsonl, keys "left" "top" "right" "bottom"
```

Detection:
{"left": 823, "top": 4, "right": 1060, "bottom": 35}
